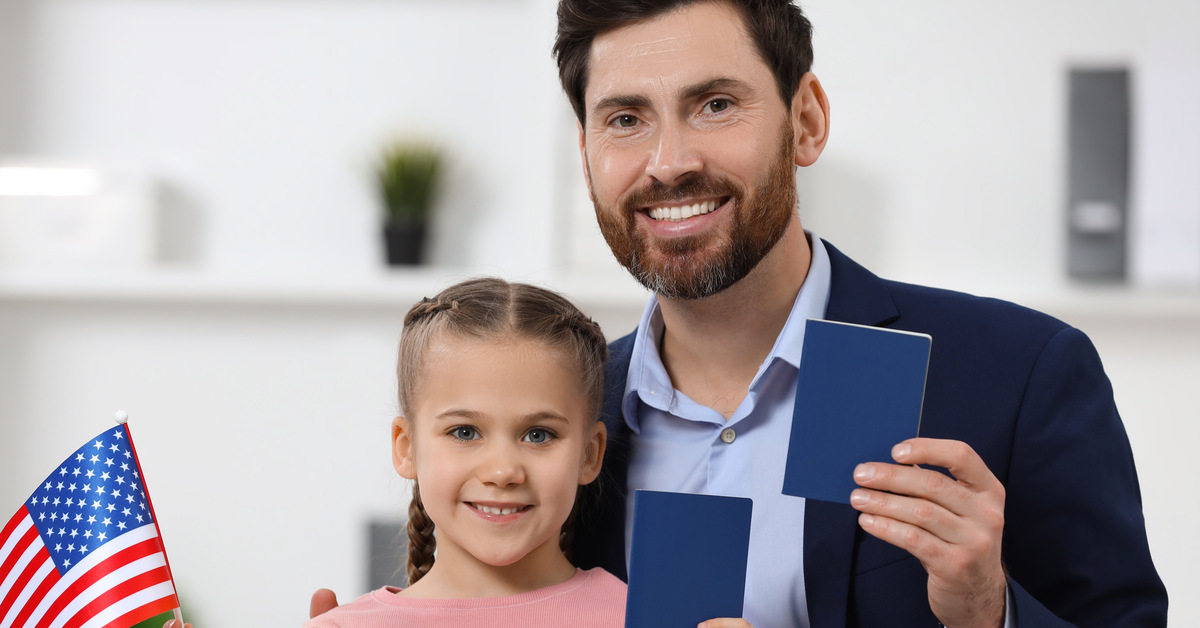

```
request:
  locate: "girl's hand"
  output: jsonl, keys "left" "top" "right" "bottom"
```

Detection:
{"left": 163, "top": 621, "right": 193, "bottom": 628}
{"left": 697, "top": 619, "right": 754, "bottom": 628}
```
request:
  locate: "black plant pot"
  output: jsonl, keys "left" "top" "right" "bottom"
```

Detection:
{"left": 383, "top": 222, "right": 427, "bottom": 266}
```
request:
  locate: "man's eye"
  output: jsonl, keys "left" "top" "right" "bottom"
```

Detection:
{"left": 451, "top": 426, "right": 480, "bottom": 441}
{"left": 523, "top": 428, "right": 554, "bottom": 444}
{"left": 613, "top": 114, "right": 639, "bottom": 128}
{"left": 703, "top": 98, "right": 731, "bottom": 114}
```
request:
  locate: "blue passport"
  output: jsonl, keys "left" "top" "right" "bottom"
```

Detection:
{"left": 624, "top": 490, "right": 753, "bottom": 628}
{"left": 782, "top": 319, "right": 931, "bottom": 504}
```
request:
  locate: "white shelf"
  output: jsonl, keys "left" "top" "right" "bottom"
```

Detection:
{"left": 1, "top": 266, "right": 1198, "bottom": 324}
{"left": 0, "top": 266, "right": 653, "bottom": 311}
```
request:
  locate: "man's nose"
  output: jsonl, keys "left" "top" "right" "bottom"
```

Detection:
{"left": 646, "top": 120, "right": 702, "bottom": 186}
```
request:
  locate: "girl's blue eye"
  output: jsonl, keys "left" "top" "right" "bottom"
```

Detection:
{"left": 523, "top": 428, "right": 553, "bottom": 444}
{"left": 452, "top": 426, "right": 480, "bottom": 441}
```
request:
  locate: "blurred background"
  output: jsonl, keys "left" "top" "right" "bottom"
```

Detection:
{"left": 0, "top": 0, "right": 1196, "bottom": 626}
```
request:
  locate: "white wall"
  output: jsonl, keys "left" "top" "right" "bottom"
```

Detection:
{"left": 1, "top": 1, "right": 1197, "bottom": 627}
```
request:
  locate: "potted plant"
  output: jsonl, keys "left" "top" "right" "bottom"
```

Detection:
{"left": 374, "top": 141, "right": 443, "bottom": 265}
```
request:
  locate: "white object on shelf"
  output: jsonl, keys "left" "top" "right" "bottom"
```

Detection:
{"left": 0, "top": 162, "right": 158, "bottom": 269}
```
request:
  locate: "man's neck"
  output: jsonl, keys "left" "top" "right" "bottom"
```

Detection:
{"left": 656, "top": 221, "right": 812, "bottom": 419}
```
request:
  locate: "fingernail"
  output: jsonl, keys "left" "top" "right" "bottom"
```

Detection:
{"left": 850, "top": 489, "right": 869, "bottom": 506}
{"left": 860, "top": 513, "right": 876, "bottom": 527}
{"left": 853, "top": 463, "right": 875, "bottom": 481}
{"left": 892, "top": 443, "right": 911, "bottom": 461}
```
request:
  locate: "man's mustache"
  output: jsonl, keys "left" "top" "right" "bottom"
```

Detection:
{"left": 620, "top": 175, "right": 740, "bottom": 214}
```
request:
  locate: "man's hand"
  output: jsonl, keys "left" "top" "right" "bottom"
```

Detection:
{"left": 850, "top": 437, "right": 1006, "bottom": 628}
{"left": 310, "top": 589, "right": 340, "bottom": 619}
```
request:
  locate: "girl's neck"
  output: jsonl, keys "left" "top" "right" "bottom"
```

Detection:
{"left": 398, "top": 540, "right": 577, "bottom": 599}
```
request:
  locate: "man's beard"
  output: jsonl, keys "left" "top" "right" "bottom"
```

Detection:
{"left": 590, "top": 124, "right": 798, "bottom": 300}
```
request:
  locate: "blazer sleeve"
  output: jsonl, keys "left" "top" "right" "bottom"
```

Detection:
{"left": 1002, "top": 327, "right": 1166, "bottom": 627}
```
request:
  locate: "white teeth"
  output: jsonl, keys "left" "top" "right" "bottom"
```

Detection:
{"left": 648, "top": 200, "right": 719, "bottom": 222}
{"left": 476, "top": 504, "right": 521, "bottom": 516}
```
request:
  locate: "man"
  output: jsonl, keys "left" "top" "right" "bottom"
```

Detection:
{"left": 553, "top": 1, "right": 1164, "bottom": 627}
{"left": 303, "top": 1, "right": 1165, "bottom": 627}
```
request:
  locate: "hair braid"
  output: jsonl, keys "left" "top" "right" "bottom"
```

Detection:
{"left": 405, "top": 482, "right": 437, "bottom": 586}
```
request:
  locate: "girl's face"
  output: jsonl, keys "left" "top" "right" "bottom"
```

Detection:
{"left": 392, "top": 334, "right": 605, "bottom": 576}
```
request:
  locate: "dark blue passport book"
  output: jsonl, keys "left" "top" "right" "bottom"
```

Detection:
{"left": 624, "top": 490, "right": 753, "bottom": 628}
{"left": 782, "top": 319, "right": 932, "bottom": 504}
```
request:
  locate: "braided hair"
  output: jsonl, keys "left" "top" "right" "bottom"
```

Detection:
{"left": 395, "top": 277, "right": 609, "bottom": 586}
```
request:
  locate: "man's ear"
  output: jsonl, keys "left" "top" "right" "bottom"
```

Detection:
{"left": 577, "top": 119, "right": 595, "bottom": 201}
{"left": 791, "top": 72, "right": 831, "bottom": 167}
{"left": 579, "top": 421, "right": 607, "bottom": 485}
{"left": 392, "top": 416, "right": 417, "bottom": 480}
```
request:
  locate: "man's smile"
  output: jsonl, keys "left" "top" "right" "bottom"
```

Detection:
{"left": 646, "top": 198, "right": 725, "bottom": 222}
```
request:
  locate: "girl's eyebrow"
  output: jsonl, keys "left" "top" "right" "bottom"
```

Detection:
{"left": 431, "top": 409, "right": 572, "bottom": 424}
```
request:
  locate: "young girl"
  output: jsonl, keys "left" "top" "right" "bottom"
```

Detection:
{"left": 304, "top": 277, "right": 625, "bottom": 627}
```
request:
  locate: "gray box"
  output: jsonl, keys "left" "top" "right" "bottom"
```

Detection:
{"left": 1066, "top": 68, "right": 1131, "bottom": 281}
{"left": 366, "top": 520, "right": 408, "bottom": 590}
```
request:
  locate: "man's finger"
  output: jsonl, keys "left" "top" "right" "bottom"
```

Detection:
{"left": 310, "top": 588, "right": 339, "bottom": 619}
{"left": 891, "top": 438, "right": 1002, "bottom": 492}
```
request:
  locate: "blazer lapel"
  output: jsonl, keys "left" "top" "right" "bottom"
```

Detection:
{"left": 802, "top": 240, "right": 901, "bottom": 627}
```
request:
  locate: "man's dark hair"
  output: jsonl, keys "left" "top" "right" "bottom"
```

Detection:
{"left": 553, "top": 0, "right": 814, "bottom": 123}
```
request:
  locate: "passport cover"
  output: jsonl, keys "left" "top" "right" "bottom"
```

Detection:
{"left": 782, "top": 319, "right": 931, "bottom": 504}
{"left": 624, "top": 490, "right": 753, "bottom": 628}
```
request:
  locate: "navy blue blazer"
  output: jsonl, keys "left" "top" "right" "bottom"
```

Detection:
{"left": 571, "top": 241, "right": 1167, "bottom": 627}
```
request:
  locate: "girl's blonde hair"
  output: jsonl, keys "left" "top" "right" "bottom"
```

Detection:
{"left": 396, "top": 277, "right": 608, "bottom": 586}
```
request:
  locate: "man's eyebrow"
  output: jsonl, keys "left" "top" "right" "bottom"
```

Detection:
{"left": 591, "top": 93, "right": 651, "bottom": 114}
{"left": 681, "top": 77, "right": 753, "bottom": 101}
{"left": 590, "top": 77, "right": 755, "bottom": 115}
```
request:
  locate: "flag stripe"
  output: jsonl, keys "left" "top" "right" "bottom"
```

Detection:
{"left": 0, "top": 513, "right": 38, "bottom": 600}
{"left": 39, "top": 537, "right": 163, "bottom": 628}
{"left": 0, "top": 509, "right": 28, "bottom": 563}
{"left": 63, "top": 565, "right": 172, "bottom": 628}
{"left": 91, "top": 581, "right": 178, "bottom": 628}
{"left": 7, "top": 559, "right": 57, "bottom": 628}
{"left": 0, "top": 520, "right": 49, "bottom": 625}
{"left": 44, "top": 554, "right": 166, "bottom": 628}
{"left": 25, "top": 526, "right": 162, "bottom": 628}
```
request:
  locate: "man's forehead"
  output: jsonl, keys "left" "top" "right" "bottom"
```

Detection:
{"left": 584, "top": 2, "right": 759, "bottom": 107}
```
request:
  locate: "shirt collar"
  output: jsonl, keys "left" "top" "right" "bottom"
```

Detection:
{"left": 622, "top": 232, "right": 834, "bottom": 433}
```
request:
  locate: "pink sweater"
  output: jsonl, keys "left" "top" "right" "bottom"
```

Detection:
{"left": 303, "top": 568, "right": 626, "bottom": 628}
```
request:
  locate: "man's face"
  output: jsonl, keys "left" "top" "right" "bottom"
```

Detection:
{"left": 579, "top": 1, "right": 800, "bottom": 300}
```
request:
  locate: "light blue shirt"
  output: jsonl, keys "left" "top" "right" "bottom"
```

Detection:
{"left": 622, "top": 234, "right": 832, "bottom": 628}
{"left": 621, "top": 233, "right": 1016, "bottom": 628}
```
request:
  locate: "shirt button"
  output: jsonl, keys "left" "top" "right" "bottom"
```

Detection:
{"left": 720, "top": 428, "right": 736, "bottom": 444}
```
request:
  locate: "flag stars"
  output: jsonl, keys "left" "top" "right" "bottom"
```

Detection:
{"left": 68, "top": 483, "right": 77, "bottom": 492}
{"left": 106, "top": 503, "right": 116, "bottom": 513}
{"left": 122, "top": 507, "right": 131, "bottom": 517}
{"left": 115, "top": 476, "right": 126, "bottom": 486}
{"left": 117, "top": 521, "right": 127, "bottom": 531}
{"left": 45, "top": 481, "right": 53, "bottom": 491}
{"left": 84, "top": 529, "right": 93, "bottom": 538}
{"left": 102, "top": 517, "right": 112, "bottom": 527}
{"left": 136, "top": 514, "right": 145, "bottom": 524}
{"left": 97, "top": 532, "right": 107, "bottom": 542}
{"left": 109, "top": 443, "right": 119, "bottom": 453}
{"left": 76, "top": 453, "right": 84, "bottom": 462}
{"left": 93, "top": 440, "right": 104, "bottom": 450}
{"left": 82, "top": 484, "right": 91, "bottom": 494}
{"left": 100, "top": 471, "right": 111, "bottom": 482}
{"left": 114, "top": 430, "right": 124, "bottom": 440}
{"left": 59, "top": 467, "right": 68, "bottom": 476}
{"left": 92, "top": 500, "right": 101, "bottom": 510}
{"left": 63, "top": 559, "right": 71, "bottom": 568}
{"left": 72, "top": 467, "right": 81, "bottom": 476}
{"left": 120, "top": 463, "right": 130, "bottom": 472}
{"left": 70, "top": 529, "right": 79, "bottom": 538}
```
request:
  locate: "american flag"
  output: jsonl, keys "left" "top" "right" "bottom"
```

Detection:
{"left": 0, "top": 424, "right": 179, "bottom": 628}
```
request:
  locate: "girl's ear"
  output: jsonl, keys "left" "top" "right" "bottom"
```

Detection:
{"left": 579, "top": 421, "right": 607, "bottom": 485}
{"left": 392, "top": 416, "right": 417, "bottom": 480}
